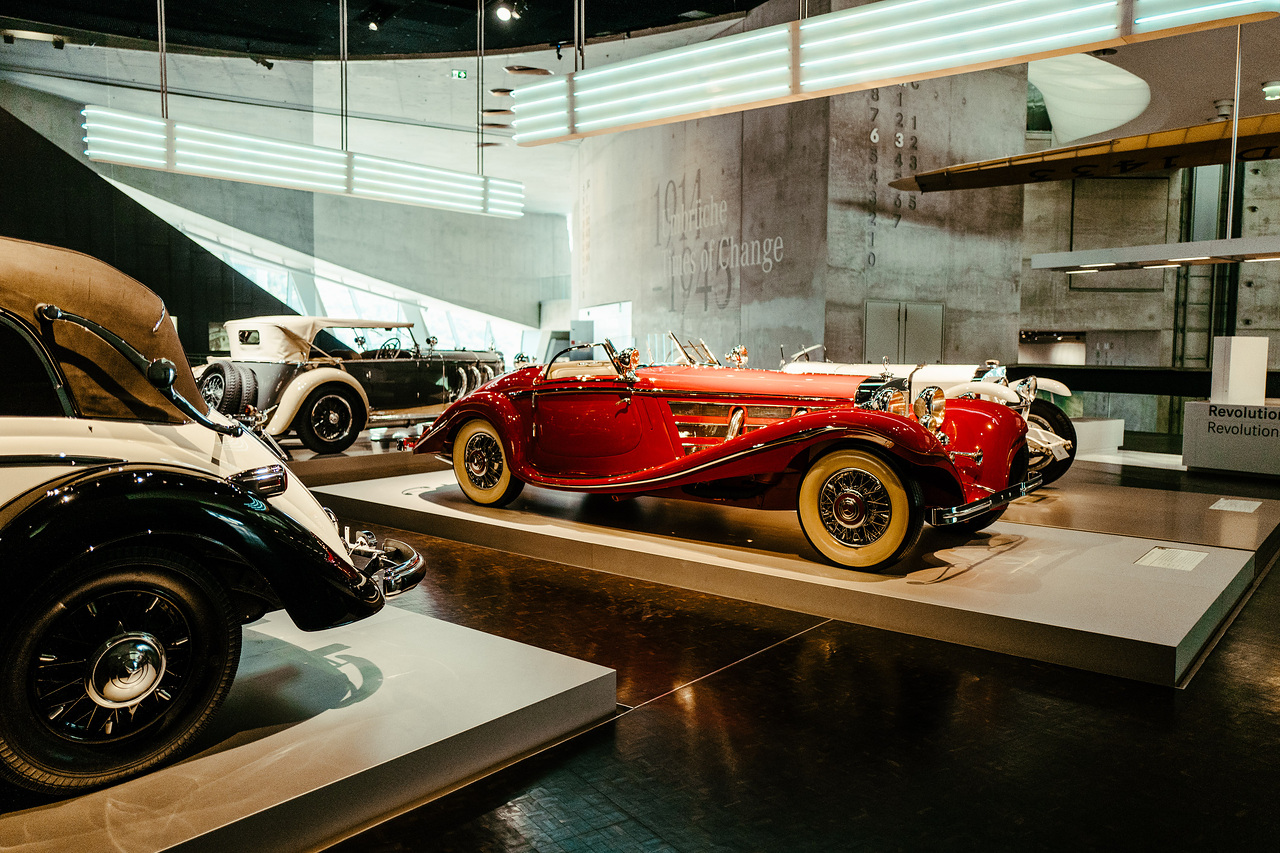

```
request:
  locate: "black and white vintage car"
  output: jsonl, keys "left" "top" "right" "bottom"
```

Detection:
{"left": 782, "top": 357, "right": 1077, "bottom": 483}
{"left": 0, "top": 237, "right": 424, "bottom": 794}
{"left": 200, "top": 316, "right": 505, "bottom": 454}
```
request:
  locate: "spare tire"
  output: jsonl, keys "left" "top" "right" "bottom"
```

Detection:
{"left": 200, "top": 362, "right": 257, "bottom": 415}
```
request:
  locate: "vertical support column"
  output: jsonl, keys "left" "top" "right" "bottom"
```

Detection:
{"left": 789, "top": 20, "right": 802, "bottom": 98}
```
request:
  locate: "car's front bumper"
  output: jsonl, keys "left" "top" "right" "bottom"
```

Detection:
{"left": 364, "top": 538, "right": 428, "bottom": 596}
{"left": 927, "top": 472, "right": 1043, "bottom": 525}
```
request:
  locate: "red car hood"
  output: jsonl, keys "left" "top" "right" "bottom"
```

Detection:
{"left": 635, "top": 365, "right": 873, "bottom": 400}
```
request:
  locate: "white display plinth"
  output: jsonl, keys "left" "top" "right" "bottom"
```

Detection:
{"left": 1182, "top": 400, "right": 1280, "bottom": 476}
{"left": 1072, "top": 418, "right": 1125, "bottom": 455}
{"left": 1211, "top": 335, "right": 1268, "bottom": 406}
{"left": 316, "top": 473, "right": 1262, "bottom": 687}
{"left": 0, "top": 607, "right": 616, "bottom": 853}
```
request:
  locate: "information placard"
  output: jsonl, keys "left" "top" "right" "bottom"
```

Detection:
{"left": 1182, "top": 401, "right": 1280, "bottom": 476}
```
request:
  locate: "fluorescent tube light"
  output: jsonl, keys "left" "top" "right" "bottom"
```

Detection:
{"left": 512, "top": 0, "right": 1280, "bottom": 146}
{"left": 83, "top": 106, "right": 524, "bottom": 219}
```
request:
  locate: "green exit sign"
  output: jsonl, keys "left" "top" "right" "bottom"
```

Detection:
{"left": 450, "top": 69, "right": 468, "bottom": 80}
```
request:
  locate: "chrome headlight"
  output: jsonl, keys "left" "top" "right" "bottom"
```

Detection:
{"left": 865, "top": 387, "right": 908, "bottom": 417}
{"left": 914, "top": 386, "right": 946, "bottom": 432}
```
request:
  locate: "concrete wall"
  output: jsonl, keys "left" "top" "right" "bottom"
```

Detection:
{"left": 1020, "top": 165, "right": 1183, "bottom": 367}
{"left": 825, "top": 67, "right": 1027, "bottom": 365}
{"left": 310, "top": 194, "right": 568, "bottom": 325}
{"left": 574, "top": 95, "right": 829, "bottom": 363}
{"left": 574, "top": 0, "right": 1026, "bottom": 366}
{"left": 1238, "top": 159, "right": 1280, "bottom": 368}
{"left": 571, "top": 0, "right": 829, "bottom": 362}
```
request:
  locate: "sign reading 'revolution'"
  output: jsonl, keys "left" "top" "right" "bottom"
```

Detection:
{"left": 1182, "top": 401, "right": 1280, "bottom": 476}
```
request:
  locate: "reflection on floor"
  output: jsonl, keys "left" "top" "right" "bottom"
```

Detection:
{"left": 314, "top": 455, "right": 1280, "bottom": 852}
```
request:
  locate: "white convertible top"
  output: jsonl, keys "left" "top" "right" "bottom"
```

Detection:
{"left": 224, "top": 315, "right": 414, "bottom": 361}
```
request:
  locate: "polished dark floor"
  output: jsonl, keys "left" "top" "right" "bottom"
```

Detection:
{"left": 324, "top": 454, "right": 1280, "bottom": 853}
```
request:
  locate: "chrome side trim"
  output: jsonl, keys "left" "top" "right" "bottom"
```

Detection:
{"left": 927, "top": 472, "right": 1042, "bottom": 525}
{"left": 641, "top": 388, "right": 851, "bottom": 405}
{"left": 511, "top": 385, "right": 854, "bottom": 406}
{"left": 0, "top": 454, "right": 126, "bottom": 468}
{"left": 539, "top": 424, "right": 894, "bottom": 491}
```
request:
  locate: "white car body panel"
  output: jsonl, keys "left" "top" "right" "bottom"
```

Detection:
{"left": 782, "top": 361, "right": 1073, "bottom": 400}
{"left": 0, "top": 416, "right": 348, "bottom": 557}
{"left": 263, "top": 366, "right": 370, "bottom": 437}
{"left": 944, "top": 381, "right": 1021, "bottom": 404}
{"left": 1036, "top": 377, "right": 1072, "bottom": 397}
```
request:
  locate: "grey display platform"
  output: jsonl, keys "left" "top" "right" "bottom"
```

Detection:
{"left": 0, "top": 607, "right": 616, "bottom": 853}
{"left": 316, "top": 472, "right": 1269, "bottom": 687}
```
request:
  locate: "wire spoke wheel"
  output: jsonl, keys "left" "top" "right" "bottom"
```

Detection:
{"left": 452, "top": 419, "right": 524, "bottom": 507}
{"left": 296, "top": 386, "right": 365, "bottom": 454}
{"left": 817, "top": 468, "right": 893, "bottom": 546}
{"left": 200, "top": 373, "right": 224, "bottom": 409}
{"left": 798, "top": 449, "right": 923, "bottom": 571}
{"left": 463, "top": 430, "right": 504, "bottom": 491}
{"left": 1025, "top": 398, "right": 1077, "bottom": 485}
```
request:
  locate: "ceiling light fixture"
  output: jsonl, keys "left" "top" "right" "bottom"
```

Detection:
{"left": 511, "top": 0, "right": 1280, "bottom": 146}
{"left": 495, "top": 2, "right": 523, "bottom": 22}
{"left": 1, "top": 29, "right": 63, "bottom": 43}
{"left": 81, "top": 106, "right": 525, "bottom": 218}
{"left": 1264, "top": 80, "right": 1280, "bottom": 100}
{"left": 356, "top": 3, "right": 394, "bottom": 32}
{"left": 505, "top": 65, "right": 552, "bottom": 76}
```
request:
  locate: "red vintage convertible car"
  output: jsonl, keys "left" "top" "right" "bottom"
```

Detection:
{"left": 414, "top": 340, "right": 1040, "bottom": 571}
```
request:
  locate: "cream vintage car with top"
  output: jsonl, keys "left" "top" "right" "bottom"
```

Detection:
{"left": 0, "top": 237, "right": 424, "bottom": 794}
{"left": 202, "top": 315, "right": 505, "bottom": 454}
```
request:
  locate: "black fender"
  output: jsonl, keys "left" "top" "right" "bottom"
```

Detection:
{"left": 0, "top": 464, "right": 383, "bottom": 631}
